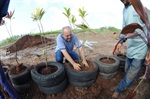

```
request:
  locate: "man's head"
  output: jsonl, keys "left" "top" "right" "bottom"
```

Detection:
{"left": 120, "top": 0, "right": 131, "bottom": 8}
{"left": 62, "top": 26, "right": 72, "bottom": 41}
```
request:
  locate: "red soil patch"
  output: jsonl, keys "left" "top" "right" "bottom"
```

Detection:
{"left": 6, "top": 35, "right": 55, "bottom": 53}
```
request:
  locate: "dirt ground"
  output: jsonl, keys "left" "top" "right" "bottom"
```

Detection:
{"left": 0, "top": 31, "right": 149, "bottom": 99}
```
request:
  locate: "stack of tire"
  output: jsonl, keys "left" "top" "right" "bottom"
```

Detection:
{"left": 8, "top": 64, "right": 31, "bottom": 93}
{"left": 114, "top": 53, "right": 126, "bottom": 70}
{"left": 66, "top": 61, "right": 99, "bottom": 88}
{"left": 95, "top": 56, "right": 119, "bottom": 79}
{"left": 31, "top": 62, "right": 67, "bottom": 94}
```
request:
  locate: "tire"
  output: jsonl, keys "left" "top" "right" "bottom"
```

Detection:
{"left": 69, "top": 79, "right": 96, "bottom": 88}
{"left": 95, "top": 56, "right": 119, "bottom": 74}
{"left": 8, "top": 65, "right": 31, "bottom": 85}
{"left": 114, "top": 53, "right": 126, "bottom": 68}
{"left": 38, "top": 78, "right": 68, "bottom": 94}
{"left": 32, "top": 71, "right": 65, "bottom": 87}
{"left": 31, "top": 62, "right": 65, "bottom": 87}
{"left": 13, "top": 81, "right": 31, "bottom": 93}
{"left": 66, "top": 61, "right": 98, "bottom": 82}
{"left": 100, "top": 72, "right": 117, "bottom": 79}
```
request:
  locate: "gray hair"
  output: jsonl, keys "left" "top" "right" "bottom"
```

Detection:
{"left": 62, "top": 26, "right": 72, "bottom": 34}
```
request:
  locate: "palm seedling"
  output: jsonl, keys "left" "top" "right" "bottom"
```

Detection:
{"left": 31, "top": 8, "right": 48, "bottom": 68}
{"left": 63, "top": 7, "right": 72, "bottom": 29}
{"left": 5, "top": 10, "right": 21, "bottom": 72}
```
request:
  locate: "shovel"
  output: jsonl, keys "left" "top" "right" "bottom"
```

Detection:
{"left": 125, "top": 65, "right": 148, "bottom": 99}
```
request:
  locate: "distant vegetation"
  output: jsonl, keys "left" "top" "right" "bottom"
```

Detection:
{"left": 0, "top": 27, "right": 121, "bottom": 48}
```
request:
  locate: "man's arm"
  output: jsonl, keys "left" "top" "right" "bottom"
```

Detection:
{"left": 61, "top": 49, "right": 81, "bottom": 70}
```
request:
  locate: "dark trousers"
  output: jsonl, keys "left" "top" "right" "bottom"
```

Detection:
{"left": 55, "top": 50, "right": 79, "bottom": 63}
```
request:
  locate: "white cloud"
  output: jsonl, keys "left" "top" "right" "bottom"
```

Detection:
{"left": 0, "top": 0, "right": 150, "bottom": 41}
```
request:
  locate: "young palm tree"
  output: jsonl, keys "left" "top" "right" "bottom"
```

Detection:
{"left": 5, "top": 10, "right": 15, "bottom": 37}
{"left": 78, "top": 7, "right": 90, "bottom": 27}
{"left": 70, "top": 15, "right": 76, "bottom": 30}
{"left": 63, "top": 7, "right": 72, "bottom": 29}
{"left": 5, "top": 10, "right": 21, "bottom": 72}
{"left": 31, "top": 12, "right": 41, "bottom": 33}
{"left": 31, "top": 8, "right": 48, "bottom": 67}
{"left": 31, "top": 8, "right": 45, "bottom": 33}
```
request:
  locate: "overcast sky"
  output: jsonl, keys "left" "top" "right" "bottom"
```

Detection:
{"left": 0, "top": 0, "right": 150, "bottom": 41}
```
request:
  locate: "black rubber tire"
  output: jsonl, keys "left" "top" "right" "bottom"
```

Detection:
{"left": 32, "top": 70, "right": 65, "bottom": 87}
{"left": 69, "top": 79, "right": 96, "bottom": 88}
{"left": 31, "top": 62, "right": 65, "bottom": 87}
{"left": 13, "top": 81, "right": 31, "bottom": 93}
{"left": 38, "top": 78, "right": 68, "bottom": 94}
{"left": 114, "top": 53, "right": 126, "bottom": 68}
{"left": 8, "top": 65, "right": 31, "bottom": 85}
{"left": 100, "top": 71, "right": 117, "bottom": 79}
{"left": 95, "top": 56, "right": 119, "bottom": 74}
{"left": 66, "top": 61, "right": 98, "bottom": 82}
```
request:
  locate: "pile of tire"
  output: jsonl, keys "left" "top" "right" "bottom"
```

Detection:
{"left": 8, "top": 64, "right": 31, "bottom": 93}
{"left": 31, "top": 62, "right": 67, "bottom": 94}
{"left": 66, "top": 61, "right": 99, "bottom": 88}
{"left": 95, "top": 56, "right": 119, "bottom": 79}
{"left": 114, "top": 53, "right": 126, "bottom": 69}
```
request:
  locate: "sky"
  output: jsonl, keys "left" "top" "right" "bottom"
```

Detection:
{"left": 0, "top": 0, "right": 150, "bottom": 41}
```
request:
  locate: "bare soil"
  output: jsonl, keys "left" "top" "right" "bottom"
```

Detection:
{"left": 72, "top": 60, "right": 94, "bottom": 71}
{"left": 38, "top": 66, "right": 58, "bottom": 74}
{"left": 99, "top": 58, "right": 115, "bottom": 64}
{"left": 9, "top": 65, "right": 26, "bottom": 75}
{"left": 0, "top": 31, "right": 148, "bottom": 99}
{"left": 6, "top": 35, "right": 55, "bottom": 53}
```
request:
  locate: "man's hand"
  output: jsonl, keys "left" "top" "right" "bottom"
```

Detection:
{"left": 73, "top": 62, "right": 81, "bottom": 71}
{"left": 115, "top": 43, "right": 122, "bottom": 53}
{"left": 146, "top": 50, "right": 150, "bottom": 65}
{"left": 82, "top": 60, "right": 89, "bottom": 67}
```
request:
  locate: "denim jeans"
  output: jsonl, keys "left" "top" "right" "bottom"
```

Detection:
{"left": 0, "top": 0, "right": 10, "bottom": 17}
{"left": 115, "top": 57, "right": 145, "bottom": 93}
{"left": 0, "top": 66, "right": 20, "bottom": 99}
{"left": 55, "top": 50, "right": 79, "bottom": 63}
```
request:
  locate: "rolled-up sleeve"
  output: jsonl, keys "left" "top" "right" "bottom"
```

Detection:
{"left": 74, "top": 35, "right": 82, "bottom": 48}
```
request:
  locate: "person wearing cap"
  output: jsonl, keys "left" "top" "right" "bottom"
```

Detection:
{"left": 0, "top": 0, "right": 20, "bottom": 99}
{"left": 112, "top": 0, "right": 148, "bottom": 98}
{"left": 55, "top": 26, "right": 89, "bottom": 71}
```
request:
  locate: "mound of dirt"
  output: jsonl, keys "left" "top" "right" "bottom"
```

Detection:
{"left": 6, "top": 35, "right": 55, "bottom": 53}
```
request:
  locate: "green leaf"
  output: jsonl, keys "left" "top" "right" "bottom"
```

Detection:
{"left": 70, "top": 15, "right": 76, "bottom": 24}
{"left": 75, "top": 23, "right": 89, "bottom": 30}
{"left": 63, "top": 7, "right": 71, "bottom": 18}
{"left": 31, "top": 8, "right": 45, "bottom": 21}
{"left": 42, "top": 50, "right": 45, "bottom": 55}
